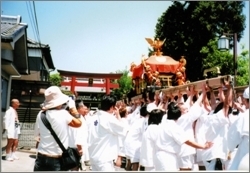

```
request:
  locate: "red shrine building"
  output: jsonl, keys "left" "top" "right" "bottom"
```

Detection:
{"left": 58, "top": 69, "right": 123, "bottom": 109}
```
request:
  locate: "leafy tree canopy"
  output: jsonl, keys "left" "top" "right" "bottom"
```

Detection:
{"left": 112, "top": 68, "right": 133, "bottom": 100}
{"left": 154, "top": 1, "right": 246, "bottom": 82}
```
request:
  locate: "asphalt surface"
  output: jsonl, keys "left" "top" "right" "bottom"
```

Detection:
{"left": 1, "top": 149, "right": 125, "bottom": 172}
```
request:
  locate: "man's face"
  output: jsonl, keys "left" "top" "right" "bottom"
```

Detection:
{"left": 13, "top": 100, "right": 20, "bottom": 109}
{"left": 78, "top": 106, "right": 88, "bottom": 116}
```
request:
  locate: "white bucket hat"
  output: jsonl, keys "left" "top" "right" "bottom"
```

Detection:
{"left": 43, "top": 86, "right": 69, "bottom": 110}
{"left": 243, "top": 86, "right": 249, "bottom": 99}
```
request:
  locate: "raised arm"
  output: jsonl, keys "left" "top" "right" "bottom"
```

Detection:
{"left": 218, "top": 87, "right": 225, "bottom": 102}
{"left": 203, "top": 93, "right": 211, "bottom": 113}
{"left": 223, "top": 81, "right": 233, "bottom": 117}
{"left": 184, "top": 86, "right": 194, "bottom": 108}
{"left": 208, "top": 86, "right": 217, "bottom": 110}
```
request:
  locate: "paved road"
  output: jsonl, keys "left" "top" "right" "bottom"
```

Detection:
{"left": 2, "top": 151, "right": 36, "bottom": 172}
{"left": 1, "top": 149, "right": 125, "bottom": 172}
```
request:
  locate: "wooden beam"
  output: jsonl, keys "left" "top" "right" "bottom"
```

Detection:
{"left": 161, "top": 75, "right": 234, "bottom": 96}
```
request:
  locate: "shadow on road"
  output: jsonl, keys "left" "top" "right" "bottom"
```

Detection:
{"left": 2, "top": 155, "right": 6, "bottom": 160}
{"left": 29, "top": 155, "right": 36, "bottom": 159}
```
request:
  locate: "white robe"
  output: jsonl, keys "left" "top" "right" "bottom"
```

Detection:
{"left": 177, "top": 103, "right": 203, "bottom": 157}
{"left": 154, "top": 120, "right": 189, "bottom": 171}
{"left": 3, "top": 107, "right": 20, "bottom": 138}
{"left": 140, "top": 124, "right": 160, "bottom": 168}
{"left": 124, "top": 117, "right": 144, "bottom": 160}
{"left": 117, "top": 118, "right": 130, "bottom": 156}
{"left": 227, "top": 110, "right": 249, "bottom": 170}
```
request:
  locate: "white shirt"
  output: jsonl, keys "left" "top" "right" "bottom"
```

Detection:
{"left": 202, "top": 109, "right": 230, "bottom": 161}
{"left": 88, "top": 110, "right": 127, "bottom": 164}
{"left": 128, "top": 106, "right": 141, "bottom": 126}
{"left": 155, "top": 120, "right": 189, "bottom": 155}
{"left": 140, "top": 124, "right": 160, "bottom": 167}
{"left": 68, "top": 116, "right": 86, "bottom": 147}
{"left": 177, "top": 103, "right": 203, "bottom": 157}
{"left": 227, "top": 109, "right": 249, "bottom": 170}
{"left": 34, "top": 109, "right": 73, "bottom": 155}
{"left": 195, "top": 110, "right": 210, "bottom": 163}
{"left": 4, "top": 107, "right": 18, "bottom": 131}
{"left": 124, "top": 117, "right": 145, "bottom": 159}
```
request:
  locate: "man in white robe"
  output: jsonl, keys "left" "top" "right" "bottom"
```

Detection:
{"left": 227, "top": 86, "right": 249, "bottom": 170}
{"left": 88, "top": 95, "right": 128, "bottom": 171}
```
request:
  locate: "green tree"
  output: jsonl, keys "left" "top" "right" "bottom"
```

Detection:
{"left": 200, "top": 39, "right": 249, "bottom": 86}
{"left": 49, "top": 73, "right": 73, "bottom": 95}
{"left": 112, "top": 69, "right": 133, "bottom": 100}
{"left": 49, "top": 73, "right": 62, "bottom": 86}
{"left": 236, "top": 46, "right": 249, "bottom": 86}
{"left": 154, "top": 1, "right": 246, "bottom": 82}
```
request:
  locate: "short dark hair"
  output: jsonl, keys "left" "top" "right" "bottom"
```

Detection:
{"left": 100, "top": 95, "right": 117, "bottom": 111}
{"left": 148, "top": 109, "right": 164, "bottom": 125}
{"left": 148, "top": 91, "right": 155, "bottom": 102}
{"left": 119, "top": 107, "right": 127, "bottom": 118}
{"left": 140, "top": 104, "right": 148, "bottom": 117}
{"left": 167, "top": 102, "right": 181, "bottom": 120}
{"left": 213, "top": 102, "right": 232, "bottom": 115}
{"left": 75, "top": 100, "right": 84, "bottom": 110}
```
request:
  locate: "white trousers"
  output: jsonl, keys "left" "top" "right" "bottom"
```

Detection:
{"left": 155, "top": 151, "right": 179, "bottom": 171}
{"left": 91, "top": 160, "right": 115, "bottom": 171}
{"left": 145, "top": 167, "right": 155, "bottom": 171}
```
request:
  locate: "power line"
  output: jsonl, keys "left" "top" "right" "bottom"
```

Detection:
{"left": 32, "top": 1, "right": 41, "bottom": 45}
{"left": 26, "top": 1, "right": 38, "bottom": 42}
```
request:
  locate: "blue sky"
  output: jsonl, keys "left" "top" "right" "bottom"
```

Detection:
{"left": 1, "top": 1, "right": 249, "bottom": 74}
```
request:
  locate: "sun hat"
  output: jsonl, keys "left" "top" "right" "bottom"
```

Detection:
{"left": 43, "top": 86, "right": 69, "bottom": 110}
{"left": 243, "top": 86, "right": 249, "bottom": 99}
{"left": 147, "top": 102, "right": 158, "bottom": 113}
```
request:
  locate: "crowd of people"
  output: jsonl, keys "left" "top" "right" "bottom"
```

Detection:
{"left": 3, "top": 80, "right": 249, "bottom": 171}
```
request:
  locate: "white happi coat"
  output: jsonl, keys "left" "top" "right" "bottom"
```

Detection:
{"left": 124, "top": 117, "right": 145, "bottom": 160}
{"left": 88, "top": 110, "right": 127, "bottom": 165}
{"left": 176, "top": 103, "right": 203, "bottom": 157}
{"left": 194, "top": 109, "right": 210, "bottom": 164}
{"left": 202, "top": 109, "right": 230, "bottom": 162}
{"left": 127, "top": 106, "right": 141, "bottom": 126}
{"left": 68, "top": 116, "right": 85, "bottom": 148}
{"left": 227, "top": 109, "right": 249, "bottom": 170}
{"left": 140, "top": 124, "right": 160, "bottom": 168}
{"left": 118, "top": 117, "right": 130, "bottom": 156}
{"left": 154, "top": 120, "right": 189, "bottom": 171}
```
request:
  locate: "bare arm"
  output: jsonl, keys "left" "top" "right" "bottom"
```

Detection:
{"left": 209, "top": 87, "right": 217, "bottom": 110}
{"left": 223, "top": 82, "right": 233, "bottom": 117}
{"left": 185, "top": 140, "right": 212, "bottom": 149}
{"left": 177, "top": 91, "right": 184, "bottom": 103}
{"left": 185, "top": 86, "right": 194, "bottom": 108}
{"left": 218, "top": 87, "right": 225, "bottom": 102}
{"left": 68, "top": 117, "right": 82, "bottom": 127}
{"left": 203, "top": 95, "right": 211, "bottom": 113}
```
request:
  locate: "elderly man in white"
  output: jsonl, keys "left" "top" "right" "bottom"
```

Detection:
{"left": 3, "top": 99, "right": 21, "bottom": 161}
{"left": 227, "top": 86, "right": 249, "bottom": 170}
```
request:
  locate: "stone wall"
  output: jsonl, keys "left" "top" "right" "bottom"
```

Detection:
{"left": 18, "top": 123, "right": 36, "bottom": 148}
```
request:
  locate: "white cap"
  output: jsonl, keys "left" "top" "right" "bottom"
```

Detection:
{"left": 243, "top": 87, "right": 249, "bottom": 99}
{"left": 147, "top": 103, "right": 158, "bottom": 113}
